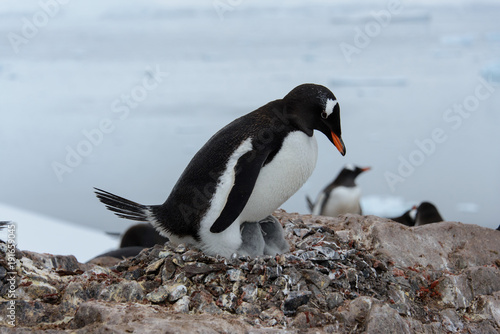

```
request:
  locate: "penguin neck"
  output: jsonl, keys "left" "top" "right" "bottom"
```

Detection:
{"left": 264, "top": 100, "right": 314, "bottom": 137}
{"left": 283, "top": 103, "right": 315, "bottom": 137}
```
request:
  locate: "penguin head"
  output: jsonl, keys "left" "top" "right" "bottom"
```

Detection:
{"left": 334, "top": 164, "right": 371, "bottom": 186}
{"left": 283, "top": 84, "right": 346, "bottom": 156}
{"left": 343, "top": 164, "right": 371, "bottom": 177}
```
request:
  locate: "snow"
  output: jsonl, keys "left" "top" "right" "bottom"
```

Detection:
{"left": 0, "top": 203, "right": 117, "bottom": 263}
{"left": 1, "top": 0, "right": 499, "bottom": 260}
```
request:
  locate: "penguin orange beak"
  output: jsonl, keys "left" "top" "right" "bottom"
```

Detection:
{"left": 361, "top": 167, "right": 371, "bottom": 172}
{"left": 331, "top": 131, "right": 346, "bottom": 156}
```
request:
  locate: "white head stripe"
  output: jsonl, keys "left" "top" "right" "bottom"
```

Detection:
{"left": 344, "top": 163, "right": 355, "bottom": 171}
{"left": 324, "top": 99, "right": 338, "bottom": 117}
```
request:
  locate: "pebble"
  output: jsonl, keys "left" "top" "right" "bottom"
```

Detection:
{"left": 283, "top": 291, "right": 312, "bottom": 315}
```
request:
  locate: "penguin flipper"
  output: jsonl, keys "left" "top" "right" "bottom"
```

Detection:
{"left": 209, "top": 151, "right": 267, "bottom": 233}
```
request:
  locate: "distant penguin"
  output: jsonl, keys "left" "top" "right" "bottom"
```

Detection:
{"left": 307, "top": 164, "right": 370, "bottom": 217}
{"left": 95, "top": 84, "right": 346, "bottom": 258}
{"left": 497, "top": 225, "right": 500, "bottom": 231}
{"left": 390, "top": 206, "right": 417, "bottom": 226}
{"left": 414, "top": 202, "right": 444, "bottom": 226}
{"left": 120, "top": 223, "right": 169, "bottom": 248}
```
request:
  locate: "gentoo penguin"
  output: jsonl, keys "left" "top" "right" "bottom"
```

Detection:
{"left": 306, "top": 164, "right": 370, "bottom": 217}
{"left": 414, "top": 201, "right": 443, "bottom": 226}
{"left": 390, "top": 206, "right": 417, "bottom": 227}
{"left": 120, "top": 223, "right": 169, "bottom": 248}
{"left": 95, "top": 83, "right": 345, "bottom": 258}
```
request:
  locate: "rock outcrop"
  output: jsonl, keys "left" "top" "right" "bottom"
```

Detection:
{"left": 1, "top": 212, "right": 499, "bottom": 333}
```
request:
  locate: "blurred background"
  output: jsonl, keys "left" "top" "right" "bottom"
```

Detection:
{"left": 1, "top": 0, "right": 499, "bottom": 260}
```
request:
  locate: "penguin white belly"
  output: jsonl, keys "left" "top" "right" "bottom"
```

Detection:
{"left": 238, "top": 131, "right": 318, "bottom": 222}
{"left": 198, "top": 132, "right": 318, "bottom": 258}
{"left": 197, "top": 138, "right": 254, "bottom": 257}
{"left": 322, "top": 186, "right": 361, "bottom": 217}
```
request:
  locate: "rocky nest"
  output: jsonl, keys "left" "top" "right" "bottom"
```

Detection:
{"left": 1, "top": 211, "right": 499, "bottom": 333}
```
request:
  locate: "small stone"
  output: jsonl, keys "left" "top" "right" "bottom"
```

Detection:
{"left": 181, "top": 249, "right": 201, "bottom": 262}
{"left": 161, "top": 258, "right": 177, "bottom": 283}
{"left": 145, "top": 259, "right": 164, "bottom": 274}
{"left": 236, "top": 301, "right": 261, "bottom": 316}
{"left": 146, "top": 285, "right": 169, "bottom": 303}
{"left": 158, "top": 250, "right": 173, "bottom": 258}
{"left": 172, "top": 254, "right": 185, "bottom": 267}
{"left": 227, "top": 269, "right": 244, "bottom": 282}
{"left": 302, "top": 269, "right": 331, "bottom": 290}
{"left": 346, "top": 268, "right": 358, "bottom": 283}
{"left": 343, "top": 296, "right": 374, "bottom": 324}
{"left": 241, "top": 284, "right": 258, "bottom": 303}
{"left": 98, "top": 281, "right": 145, "bottom": 302}
{"left": 183, "top": 262, "right": 212, "bottom": 278}
{"left": 365, "top": 304, "right": 411, "bottom": 334}
{"left": 0, "top": 266, "right": 7, "bottom": 280}
{"left": 313, "top": 246, "right": 340, "bottom": 260}
{"left": 172, "top": 296, "right": 190, "bottom": 313}
{"left": 267, "top": 319, "right": 277, "bottom": 326}
{"left": 440, "top": 308, "right": 464, "bottom": 333}
{"left": 167, "top": 284, "right": 187, "bottom": 302}
{"left": 298, "top": 250, "right": 317, "bottom": 261}
{"left": 283, "top": 291, "right": 312, "bottom": 316}
{"left": 327, "top": 292, "right": 344, "bottom": 310}
{"left": 294, "top": 228, "right": 312, "bottom": 238}
{"left": 174, "top": 244, "right": 187, "bottom": 253}
{"left": 219, "top": 293, "right": 237, "bottom": 311}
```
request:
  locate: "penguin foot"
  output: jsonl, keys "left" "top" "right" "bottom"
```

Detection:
{"left": 259, "top": 215, "right": 290, "bottom": 256}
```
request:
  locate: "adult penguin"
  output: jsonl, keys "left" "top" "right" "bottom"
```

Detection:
{"left": 95, "top": 84, "right": 345, "bottom": 258}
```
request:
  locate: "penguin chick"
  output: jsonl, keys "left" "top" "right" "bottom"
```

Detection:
{"left": 95, "top": 83, "right": 346, "bottom": 258}
{"left": 307, "top": 164, "right": 370, "bottom": 217}
{"left": 259, "top": 215, "right": 290, "bottom": 256}
{"left": 237, "top": 221, "right": 265, "bottom": 257}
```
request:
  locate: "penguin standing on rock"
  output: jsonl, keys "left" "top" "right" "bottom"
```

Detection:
{"left": 95, "top": 84, "right": 346, "bottom": 258}
{"left": 306, "top": 165, "right": 370, "bottom": 217}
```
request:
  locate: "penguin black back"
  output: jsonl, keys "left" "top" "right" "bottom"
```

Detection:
{"left": 120, "top": 223, "right": 169, "bottom": 248}
{"left": 95, "top": 83, "right": 346, "bottom": 258}
{"left": 414, "top": 202, "right": 443, "bottom": 226}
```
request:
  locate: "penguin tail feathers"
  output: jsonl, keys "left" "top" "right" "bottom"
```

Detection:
{"left": 94, "top": 187, "right": 159, "bottom": 223}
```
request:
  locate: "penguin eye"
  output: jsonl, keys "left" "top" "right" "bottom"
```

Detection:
{"left": 321, "top": 111, "right": 328, "bottom": 119}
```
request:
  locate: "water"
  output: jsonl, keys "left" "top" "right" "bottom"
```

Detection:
{"left": 1, "top": 0, "right": 499, "bottom": 242}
